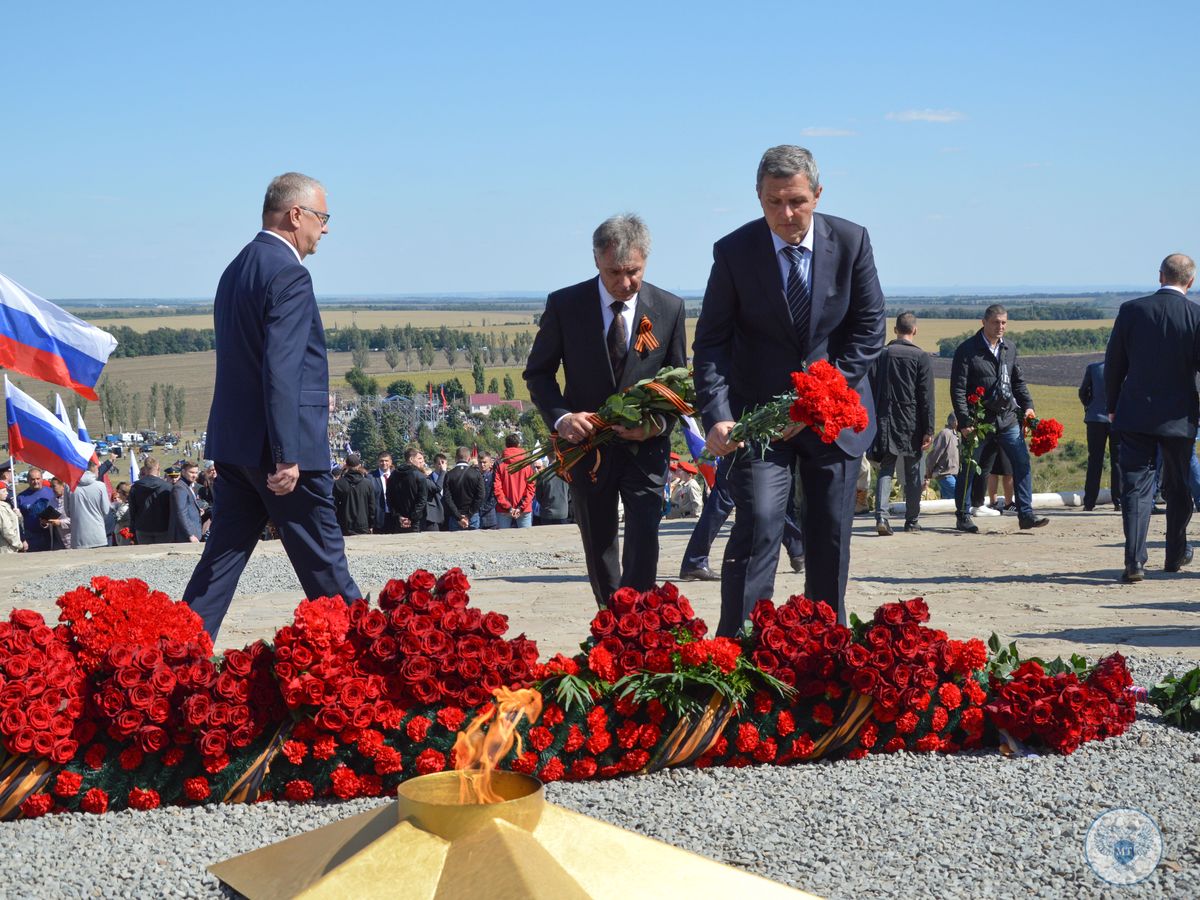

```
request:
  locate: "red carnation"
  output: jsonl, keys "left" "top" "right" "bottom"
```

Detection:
{"left": 588, "top": 646, "right": 619, "bottom": 683}
{"left": 184, "top": 777, "right": 212, "bottom": 802}
{"left": 406, "top": 716, "right": 432, "bottom": 743}
{"left": 813, "top": 704, "right": 835, "bottom": 727}
{"left": 735, "top": 722, "right": 760, "bottom": 753}
{"left": 436, "top": 707, "right": 467, "bottom": 732}
{"left": 539, "top": 758, "right": 566, "bottom": 783}
{"left": 118, "top": 747, "right": 144, "bottom": 770}
{"left": 80, "top": 787, "right": 108, "bottom": 814}
{"left": 284, "top": 779, "right": 316, "bottom": 802}
{"left": 330, "top": 766, "right": 361, "bottom": 799}
{"left": 20, "top": 793, "right": 53, "bottom": 818}
{"left": 128, "top": 787, "right": 161, "bottom": 811}
{"left": 414, "top": 748, "right": 446, "bottom": 775}
{"left": 52, "top": 770, "right": 83, "bottom": 798}
{"left": 570, "top": 757, "right": 598, "bottom": 780}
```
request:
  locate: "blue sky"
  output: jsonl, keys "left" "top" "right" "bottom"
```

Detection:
{"left": 2, "top": 2, "right": 1197, "bottom": 299}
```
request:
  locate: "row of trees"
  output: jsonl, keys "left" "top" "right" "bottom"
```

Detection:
{"left": 937, "top": 327, "right": 1111, "bottom": 358}
{"left": 904, "top": 304, "right": 1107, "bottom": 321}
{"left": 343, "top": 366, "right": 519, "bottom": 400}
{"left": 108, "top": 326, "right": 216, "bottom": 357}
{"left": 96, "top": 378, "right": 187, "bottom": 434}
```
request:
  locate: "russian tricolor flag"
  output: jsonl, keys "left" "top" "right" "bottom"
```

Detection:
{"left": 0, "top": 273, "right": 118, "bottom": 401}
{"left": 5, "top": 377, "right": 96, "bottom": 488}
{"left": 682, "top": 415, "right": 716, "bottom": 488}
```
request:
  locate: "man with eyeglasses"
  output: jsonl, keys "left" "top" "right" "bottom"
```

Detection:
{"left": 182, "top": 172, "right": 361, "bottom": 640}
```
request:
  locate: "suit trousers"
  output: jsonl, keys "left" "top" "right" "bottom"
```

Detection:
{"left": 570, "top": 445, "right": 663, "bottom": 609}
{"left": 719, "top": 431, "right": 857, "bottom": 636}
{"left": 682, "top": 455, "right": 803, "bottom": 572}
{"left": 1119, "top": 432, "right": 1192, "bottom": 569}
{"left": 183, "top": 463, "right": 361, "bottom": 640}
{"left": 874, "top": 452, "right": 923, "bottom": 527}
{"left": 1084, "top": 422, "right": 1122, "bottom": 509}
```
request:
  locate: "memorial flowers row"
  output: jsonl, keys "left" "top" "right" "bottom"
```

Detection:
{"left": 0, "top": 571, "right": 1141, "bottom": 819}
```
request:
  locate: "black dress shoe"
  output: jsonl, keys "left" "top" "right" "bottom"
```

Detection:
{"left": 904, "top": 522, "right": 922, "bottom": 533}
{"left": 790, "top": 555, "right": 805, "bottom": 574}
{"left": 876, "top": 521, "right": 893, "bottom": 536}
{"left": 1119, "top": 565, "right": 1145, "bottom": 583}
{"left": 1019, "top": 515, "right": 1049, "bottom": 529}
{"left": 679, "top": 566, "right": 721, "bottom": 582}
{"left": 1165, "top": 547, "right": 1194, "bottom": 573}
{"left": 955, "top": 516, "right": 979, "bottom": 534}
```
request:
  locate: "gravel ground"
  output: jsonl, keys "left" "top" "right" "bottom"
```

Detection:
{"left": 12, "top": 549, "right": 583, "bottom": 602}
{"left": 0, "top": 655, "right": 1195, "bottom": 899}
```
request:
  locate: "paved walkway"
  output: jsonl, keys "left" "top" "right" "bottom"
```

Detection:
{"left": 1, "top": 507, "right": 1197, "bottom": 663}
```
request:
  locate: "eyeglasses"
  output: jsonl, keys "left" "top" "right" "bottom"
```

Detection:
{"left": 299, "top": 206, "right": 331, "bottom": 226}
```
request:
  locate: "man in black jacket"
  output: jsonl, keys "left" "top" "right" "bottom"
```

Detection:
{"left": 443, "top": 447, "right": 485, "bottom": 530}
{"left": 949, "top": 305, "right": 1048, "bottom": 534}
{"left": 478, "top": 453, "right": 498, "bottom": 529}
{"left": 128, "top": 456, "right": 174, "bottom": 544}
{"left": 1078, "top": 360, "right": 1121, "bottom": 512}
{"left": 386, "top": 447, "right": 434, "bottom": 534}
{"left": 333, "top": 453, "right": 376, "bottom": 536}
{"left": 1105, "top": 254, "right": 1200, "bottom": 582}
{"left": 869, "top": 312, "right": 935, "bottom": 535}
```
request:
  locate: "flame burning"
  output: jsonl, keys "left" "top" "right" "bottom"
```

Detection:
{"left": 454, "top": 687, "right": 543, "bottom": 804}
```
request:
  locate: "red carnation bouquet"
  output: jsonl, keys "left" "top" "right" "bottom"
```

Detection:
{"left": 725, "top": 360, "right": 868, "bottom": 450}
{"left": 1026, "top": 416, "right": 1064, "bottom": 456}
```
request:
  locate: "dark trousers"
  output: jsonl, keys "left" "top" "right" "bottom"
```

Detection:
{"left": 1084, "top": 422, "right": 1121, "bottom": 509}
{"left": 719, "top": 432, "right": 857, "bottom": 636}
{"left": 1119, "top": 432, "right": 1192, "bottom": 569}
{"left": 875, "top": 452, "right": 923, "bottom": 526}
{"left": 682, "top": 455, "right": 803, "bottom": 571}
{"left": 955, "top": 424, "right": 1033, "bottom": 518}
{"left": 182, "top": 464, "right": 361, "bottom": 641}
{"left": 570, "top": 448, "right": 662, "bottom": 609}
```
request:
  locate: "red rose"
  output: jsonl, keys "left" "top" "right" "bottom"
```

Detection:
{"left": 199, "top": 730, "right": 228, "bottom": 758}
{"left": 84, "top": 744, "right": 106, "bottom": 769}
{"left": 851, "top": 667, "right": 879, "bottom": 694}
{"left": 80, "top": 787, "right": 108, "bottom": 814}
{"left": 315, "top": 707, "right": 349, "bottom": 733}
{"left": 844, "top": 644, "right": 870, "bottom": 668}
{"left": 876, "top": 604, "right": 905, "bottom": 626}
{"left": 618, "top": 649, "right": 644, "bottom": 674}
{"left": 128, "top": 787, "right": 161, "bottom": 811}
{"left": 136, "top": 726, "right": 168, "bottom": 754}
{"left": 616, "top": 613, "right": 642, "bottom": 638}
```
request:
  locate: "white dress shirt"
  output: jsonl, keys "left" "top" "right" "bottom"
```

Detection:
{"left": 597, "top": 276, "right": 638, "bottom": 350}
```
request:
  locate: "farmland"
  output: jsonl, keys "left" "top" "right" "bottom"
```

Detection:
{"left": 77, "top": 308, "right": 541, "bottom": 335}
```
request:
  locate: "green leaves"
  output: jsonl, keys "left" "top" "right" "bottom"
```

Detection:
{"left": 1149, "top": 667, "right": 1200, "bottom": 731}
{"left": 985, "top": 633, "right": 1090, "bottom": 681}
{"left": 543, "top": 673, "right": 599, "bottom": 714}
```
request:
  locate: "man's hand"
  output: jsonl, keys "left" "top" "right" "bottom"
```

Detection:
{"left": 558, "top": 412, "right": 597, "bottom": 444}
{"left": 399, "top": 516, "right": 412, "bottom": 529}
{"left": 458, "top": 515, "right": 469, "bottom": 529}
{"left": 510, "top": 507, "right": 522, "bottom": 519}
{"left": 921, "top": 433, "right": 933, "bottom": 451}
{"left": 19, "top": 541, "right": 27, "bottom": 552}
{"left": 1025, "top": 409, "right": 1036, "bottom": 420}
{"left": 189, "top": 535, "right": 199, "bottom": 543}
{"left": 612, "top": 416, "right": 662, "bottom": 442}
{"left": 268, "top": 462, "right": 300, "bottom": 496}
{"left": 705, "top": 421, "right": 743, "bottom": 457}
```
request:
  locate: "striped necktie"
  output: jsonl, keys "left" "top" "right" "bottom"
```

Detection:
{"left": 607, "top": 300, "right": 628, "bottom": 383}
{"left": 782, "top": 244, "right": 811, "bottom": 357}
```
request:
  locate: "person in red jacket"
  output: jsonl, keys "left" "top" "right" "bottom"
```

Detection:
{"left": 492, "top": 433, "right": 536, "bottom": 527}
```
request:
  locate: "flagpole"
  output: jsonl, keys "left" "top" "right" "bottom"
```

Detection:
{"left": 3, "top": 377, "right": 15, "bottom": 511}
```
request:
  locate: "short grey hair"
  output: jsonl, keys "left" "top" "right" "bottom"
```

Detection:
{"left": 262, "top": 172, "right": 324, "bottom": 216}
{"left": 592, "top": 214, "right": 651, "bottom": 262}
{"left": 984, "top": 303, "right": 1008, "bottom": 321}
{"left": 1160, "top": 253, "right": 1196, "bottom": 287}
{"left": 756, "top": 145, "right": 820, "bottom": 193}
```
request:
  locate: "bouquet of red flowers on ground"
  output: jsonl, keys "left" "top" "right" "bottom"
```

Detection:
{"left": 725, "top": 360, "right": 868, "bottom": 450}
{"left": 1026, "top": 416, "right": 1064, "bottom": 456}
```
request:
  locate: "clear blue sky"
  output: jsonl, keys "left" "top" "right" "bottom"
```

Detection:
{"left": 2, "top": 2, "right": 1197, "bottom": 299}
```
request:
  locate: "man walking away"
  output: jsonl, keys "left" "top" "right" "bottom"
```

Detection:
{"left": 128, "top": 457, "right": 174, "bottom": 544}
{"left": 870, "top": 312, "right": 934, "bottom": 535}
{"left": 1105, "top": 254, "right": 1200, "bottom": 582}
{"left": 70, "top": 458, "right": 111, "bottom": 549}
{"left": 1079, "top": 359, "right": 1121, "bottom": 511}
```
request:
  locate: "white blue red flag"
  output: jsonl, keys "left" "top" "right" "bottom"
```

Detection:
{"left": 0, "top": 272, "right": 118, "bottom": 400}
{"left": 55, "top": 393, "right": 72, "bottom": 430}
{"left": 5, "top": 376, "right": 95, "bottom": 488}
{"left": 75, "top": 409, "right": 90, "bottom": 443}
{"left": 682, "top": 415, "right": 716, "bottom": 489}
{"left": 129, "top": 452, "right": 140, "bottom": 483}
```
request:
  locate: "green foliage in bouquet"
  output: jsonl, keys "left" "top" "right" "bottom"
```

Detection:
{"left": 985, "top": 633, "right": 1090, "bottom": 681}
{"left": 1149, "top": 668, "right": 1200, "bottom": 731}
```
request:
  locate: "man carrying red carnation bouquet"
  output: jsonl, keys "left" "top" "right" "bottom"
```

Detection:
{"left": 693, "top": 145, "right": 886, "bottom": 633}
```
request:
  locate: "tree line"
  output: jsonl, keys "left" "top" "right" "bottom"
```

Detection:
{"left": 937, "top": 327, "right": 1111, "bottom": 358}
{"left": 901, "top": 304, "right": 1107, "bottom": 321}
{"left": 95, "top": 379, "right": 187, "bottom": 434}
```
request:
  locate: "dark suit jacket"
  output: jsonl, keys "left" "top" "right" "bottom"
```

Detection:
{"left": 524, "top": 278, "right": 687, "bottom": 485}
{"left": 368, "top": 468, "right": 389, "bottom": 530}
{"left": 205, "top": 233, "right": 331, "bottom": 471}
{"left": 692, "top": 214, "right": 886, "bottom": 457}
{"left": 168, "top": 481, "right": 203, "bottom": 542}
{"left": 1105, "top": 288, "right": 1200, "bottom": 438}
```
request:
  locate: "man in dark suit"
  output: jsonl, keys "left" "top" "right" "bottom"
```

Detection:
{"left": 368, "top": 452, "right": 393, "bottom": 532}
{"left": 693, "top": 145, "right": 886, "bottom": 634}
{"left": 525, "top": 214, "right": 687, "bottom": 608}
{"left": 168, "top": 461, "right": 203, "bottom": 543}
{"left": 182, "top": 172, "right": 361, "bottom": 640}
{"left": 1105, "top": 253, "right": 1200, "bottom": 583}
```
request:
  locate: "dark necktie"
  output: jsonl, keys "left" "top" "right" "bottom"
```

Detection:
{"left": 607, "top": 300, "right": 628, "bottom": 383}
{"left": 783, "top": 244, "right": 811, "bottom": 358}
